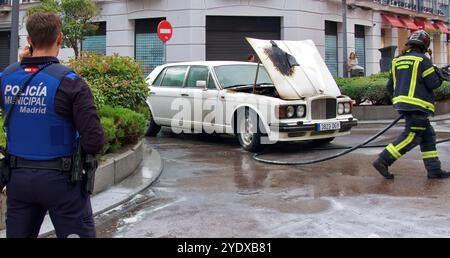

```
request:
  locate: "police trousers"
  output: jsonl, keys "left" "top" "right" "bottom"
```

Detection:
{"left": 379, "top": 111, "right": 441, "bottom": 172}
{"left": 6, "top": 168, "right": 95, "bottom": 238}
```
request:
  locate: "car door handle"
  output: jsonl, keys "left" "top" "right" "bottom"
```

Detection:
{"left": 181, "top": 93, "right": 189, "bottom": 97}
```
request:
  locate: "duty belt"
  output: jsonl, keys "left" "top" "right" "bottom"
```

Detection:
{"left": 9, "top": 156, "right": 72, "bottom": 172}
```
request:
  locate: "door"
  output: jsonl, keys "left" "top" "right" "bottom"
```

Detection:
{"left": 150, "top": 66, "right": 188, "bottom": 126}
{"left": 325, "top": 21, "right": 338, "bottom": 77}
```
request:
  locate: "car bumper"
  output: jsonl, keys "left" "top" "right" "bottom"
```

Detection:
{"left": 269, "top": 118, "right": 358, "bottom": 133}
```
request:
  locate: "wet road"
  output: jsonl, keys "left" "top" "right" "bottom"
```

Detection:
{"left": 96, "top": 122, "right": 450, "bottom": 237}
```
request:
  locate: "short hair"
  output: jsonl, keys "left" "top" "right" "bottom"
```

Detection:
{"left": 26, "top": 13, "right": 62, "bottom": 49}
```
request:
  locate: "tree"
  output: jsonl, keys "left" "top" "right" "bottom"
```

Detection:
{"left": 26, "top": 0, "right": 99, "bottom": 59}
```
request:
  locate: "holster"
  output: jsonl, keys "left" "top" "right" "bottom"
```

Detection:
{"left": 71, "top": 141, "right": 97, "bottom": 196}
{"left": 0, "top": 149, "right": 10, "bottom": 191}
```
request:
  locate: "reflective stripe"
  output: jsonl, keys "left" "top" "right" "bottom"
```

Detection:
{"left": 422, "top": 67, "right": 435, "bottom": 78}
{"left": 395, "top": 132, "right": 416, "bottom": 151}
{"left": 386, "top": 144, "right": 401, "bottom": 159}
{"left": 422, "top": 150, "right": 438, "bottom": 159}
{"left": 396, "top": 56, "right": 423, "bottom": 62}
{"left": 392, "top": 96, "right": 435, "bottom": 112}
{"left": 392, "top": 58, "right": 397, "bottom": 90}
{"left": 410, "top": 126, "right": 426, "bottom": 131}
{"left": 397, "top": 65, "right": 409, "bottom": 70}
{"left": 408, "top": 59, "right": 420, "bottom": 97}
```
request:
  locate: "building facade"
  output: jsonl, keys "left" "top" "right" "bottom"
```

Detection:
{"left": 0, "top": 0, "right": 449, "bottom": 77}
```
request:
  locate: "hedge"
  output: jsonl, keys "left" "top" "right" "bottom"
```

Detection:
{"left": 336, "top": 73, "right": 450, "bottom": 105}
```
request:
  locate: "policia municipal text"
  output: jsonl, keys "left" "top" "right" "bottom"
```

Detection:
{"left": 373, "top": 30, "right": 449, "bottom": 180}
{"left": 0, "top": 13, "right": 104, "bottom": 237}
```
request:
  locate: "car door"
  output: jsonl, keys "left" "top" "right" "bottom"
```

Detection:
{"left": 183, "top": 65, "right": 211, "bottom": 132}
{"left": 149, "top": 65, "right": 188, "bottom": 126}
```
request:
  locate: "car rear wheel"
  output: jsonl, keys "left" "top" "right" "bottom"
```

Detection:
{"left": 237, "top": 108, "right": 263, "bottom": 153}
{"left": 146, "top": 114, "right": 161, "bottom": 137}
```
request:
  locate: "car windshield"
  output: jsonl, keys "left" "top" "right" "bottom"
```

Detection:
{"left": 214, "top": 64, "right": 273, "bottom": 88}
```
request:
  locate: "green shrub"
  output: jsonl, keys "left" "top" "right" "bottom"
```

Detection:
{"left": 436, "top": 81, "right": 450, "bottom": 101}
{"left": 100, "top": 105, "right": 147, "bottom": 147}
{"left": 68, "top": 52, "right": 149, "bottom": 111}
{"left": 100, "top": 117, "right": 120, "bottom": 155}
{"left": 336, "top": 74, "right": 390, "bottom": 105}
{"left": 0, "top": 117, "right": 5, "bottom": 149}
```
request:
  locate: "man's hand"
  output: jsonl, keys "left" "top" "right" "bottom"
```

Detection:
{"left": 434, "top": 65, "right": 450, "bottom": 82}
{"left": 19, "top": 45, "right": 32, "bottom": 61}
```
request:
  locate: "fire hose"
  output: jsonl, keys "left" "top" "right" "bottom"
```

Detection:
{"left": 253, "top": 115, "right": 450, "bottom": 165}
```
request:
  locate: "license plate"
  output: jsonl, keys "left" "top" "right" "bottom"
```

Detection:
{"left": 316, "top": 121, "right": 341, "bottom": 131}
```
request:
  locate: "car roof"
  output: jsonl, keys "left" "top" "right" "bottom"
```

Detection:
{"left": 160, "top": 61, "right": 257, "bottom": 67}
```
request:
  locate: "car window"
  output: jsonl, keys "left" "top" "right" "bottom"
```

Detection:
{"left": 152, "top": 68, "right": 166, "bottom": 86}
{"left": 186, "top": 66, "right": 209, "bottom": 87}
{"left": 214, "top": 65, "right": 273, "bottom": 88}
{"left": 161, "top": 66, "right": 188, "bottom": 87}
{"left": 207, "top": 73, "right": 217, "bottom": 89}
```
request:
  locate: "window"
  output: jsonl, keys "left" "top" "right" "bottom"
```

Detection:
{"left": 214, "top": 65, "right": 272, "bottom": 88}
{"left": 152, "top": 68, "right": 166, "bottom": 86}
{"left": 161, "top": 66, "right": 187, "bottom": 87}
{"left": 186, "top": 66, "right": 209, "bottom": 87}
{"left": 81, "top": 22, "right": 106, "bottom": 55}
{"left": 207, "top": 73, "right": 217, "bottom": 89}
{"left": 355, "top": 25, "right": 366, "bottom": 75}
{"left": 135, "top": 18, "right": 166, "bottom": 76}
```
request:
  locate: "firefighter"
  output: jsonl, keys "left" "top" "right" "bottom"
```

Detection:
{"left": 372, "top": 30, "right": 449, "bottom": 180}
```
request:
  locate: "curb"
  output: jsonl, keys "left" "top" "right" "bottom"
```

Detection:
{"left": 0, "top": 140, "right": 164, "bottom": 237}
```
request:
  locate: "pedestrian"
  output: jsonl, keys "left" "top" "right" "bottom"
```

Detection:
{"left": 0, "top": 13, "right": 104, "bottom": 238}
{"left": 247, "top": 54, "right": 257, "bottom": 63}
{"left": 372, "top": 30, "right": 449, "bottom": 180}
{"left": 347, "top": 52, "right": 359, "bottom": 72}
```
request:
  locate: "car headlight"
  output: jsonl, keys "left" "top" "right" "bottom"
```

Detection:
{"left": 286, "top": 106, "right": 295, "bottom": 118}
{"left": 338, "top": 103, "right": 345, "bottom": 115}
{"left": 344, "top": 103, "right": 351, "bottom": 114}
{"left": 296, "top": 105, "right": 306, "bottom": 118}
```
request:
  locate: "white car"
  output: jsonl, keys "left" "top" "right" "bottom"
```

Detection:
{"left": 145, "top": 38, "right": 357, "bottom": 152}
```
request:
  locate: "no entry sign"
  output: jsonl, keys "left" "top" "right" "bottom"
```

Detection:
{"left": 157, "top": 20, "right": 173, "bottom": 42}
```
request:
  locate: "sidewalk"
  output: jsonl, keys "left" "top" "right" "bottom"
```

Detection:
{"left": 0, "top": 141, "right": 163, "bottom": 238}
{"left": 358, "top": 113, "right": 450, "bottom": 126}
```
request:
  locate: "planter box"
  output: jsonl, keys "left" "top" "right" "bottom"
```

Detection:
{"left": 353, "top": 99, "right": 450, "bottom": 121}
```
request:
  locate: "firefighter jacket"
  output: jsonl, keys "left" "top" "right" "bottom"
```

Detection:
{"left": 387, "top": 50, "right": 442, "bottom": 115}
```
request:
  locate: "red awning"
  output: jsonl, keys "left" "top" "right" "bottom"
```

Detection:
{"left": 434, "top": 21, "right": 450, "bottom": 34}
{"left": 414, "top": 20, "right": 436, "bottom": 31}
{"left": 399, "top": 17, "right": 419, "bottom": 30}
{"left": 382, "top": 14, "right": 405, "bottom": 28}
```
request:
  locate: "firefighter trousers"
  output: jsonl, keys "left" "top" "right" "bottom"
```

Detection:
{"left": 379, "top": 111, "right": 441, "bottom": 172}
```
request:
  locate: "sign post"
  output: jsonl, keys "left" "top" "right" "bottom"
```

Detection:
{"left": 157, "top": 20, "right": 173, "bottom": 64}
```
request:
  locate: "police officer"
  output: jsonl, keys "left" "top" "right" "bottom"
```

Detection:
{"left": 0, "top": 13, "right": 104, "bottom": 237}
{"left": 372, "top": 30, "right": 449, "bottom": 180}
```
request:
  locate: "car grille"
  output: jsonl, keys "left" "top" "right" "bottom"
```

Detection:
{"left": 311, "top": 98, "right": 337, "bottom": 120}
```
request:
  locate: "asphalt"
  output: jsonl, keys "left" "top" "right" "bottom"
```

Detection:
{"left": 94, "top": 120, "right": 450, "bottom": 238}
{"left": 0, "top": 142, "right": 163, "bottom": 238}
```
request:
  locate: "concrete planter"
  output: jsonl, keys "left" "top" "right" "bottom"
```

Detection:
{"left": 0, "top": 140, "right": 144, "bottom": 230}
{"left": 353, "top": 99, "right": 450, "bottom": 121}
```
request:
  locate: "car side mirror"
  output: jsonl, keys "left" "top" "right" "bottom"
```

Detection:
{"left": 196, "top": 80, "right": 207, "bottom": 88}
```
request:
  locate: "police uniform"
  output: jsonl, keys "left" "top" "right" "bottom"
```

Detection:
{"left": 0, "top": 57, "right": 104, "bottom": 238}
{"left": 376, "top": 49, "right": 444, "bottom": 177}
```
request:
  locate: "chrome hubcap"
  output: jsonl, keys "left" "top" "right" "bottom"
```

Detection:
{"left": 241, "top": 111, "right": 254, "bottom": 146}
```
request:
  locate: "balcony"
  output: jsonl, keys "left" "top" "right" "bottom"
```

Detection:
{"left": 0, "top": 0, "right": 11, "bottom": 13}
{"left": 355, "top": 0, "right": 449, "bottom": 20}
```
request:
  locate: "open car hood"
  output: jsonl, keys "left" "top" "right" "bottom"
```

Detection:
{"left": 246, "top": 38, "right": 341, "bottom": 100}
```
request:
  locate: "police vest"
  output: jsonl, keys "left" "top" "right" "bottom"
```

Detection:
{"left": 0, "top": 62, "right": 78, "bottom": 161}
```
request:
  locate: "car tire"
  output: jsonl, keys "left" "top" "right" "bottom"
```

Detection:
{"left": 237, "top": 108, "right": 264, "bottom": 153}
{"left": 313, "top": 137, "right": 335, "bottom": 145}
{"left": 146, "top": 114, "right": 161, "bottom": 137}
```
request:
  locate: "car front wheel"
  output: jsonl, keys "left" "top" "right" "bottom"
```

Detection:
{"left": 237, "top": 108, "right": 263, "bottom": 153}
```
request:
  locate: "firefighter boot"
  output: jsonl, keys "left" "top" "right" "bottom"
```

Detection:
{"left": 427, "top": 169, "right": 450, "bottom": 179}
{"left": 372, "top": 158, "right": 394, "bottom": 179}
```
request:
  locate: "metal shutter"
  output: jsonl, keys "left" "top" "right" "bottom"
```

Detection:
{"left": 81, "top": 22, "right": 107, "bottom": 55}
{"left": 355, "top": 25, "right": 366, "bottom": 75}
{"left": 206, "top": 16, "right": 281, "bottom": 61}
{"left": 0, "top": 31, "right": 10, "bottom": 71}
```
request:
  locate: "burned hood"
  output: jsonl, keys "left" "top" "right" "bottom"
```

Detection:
{"left": 246, "top": 38, "right": 341, "bottom": 100}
